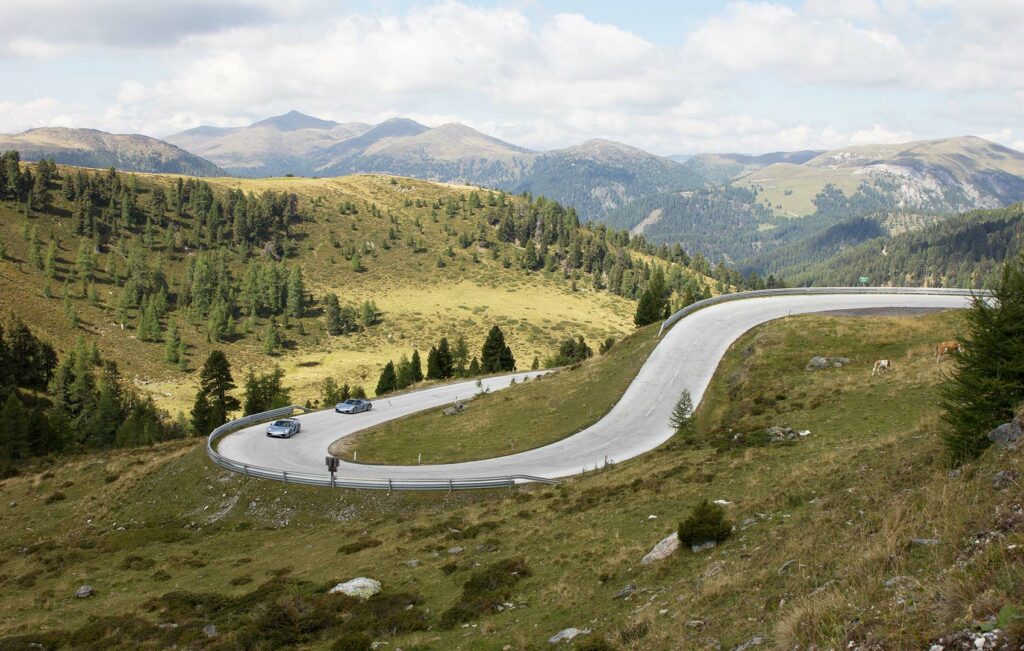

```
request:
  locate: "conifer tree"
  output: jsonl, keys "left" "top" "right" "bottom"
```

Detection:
{"left": 190, "top": 350, "right": 239, "bottom": 435}
{"left": 410, "top": 350, "right": 423, "bottom": 383}
{"left": 436, "top": 337, "right": 454, "bottom": 378}
{"left": 941, "top": 254, "right": 1024, "bottom": 463}
{"left": 324, "top": 292, "right": 343, "bottom": 335}
{"left": 286, "top": 266, "right": 304, "bottom": 317}
{"left": 426, "top": 346, "right": 442, "bottom": 380}
{"left": 164, "top": 321, "right": 181, "bottom": 364}
{"left": 376, "top": 361, "right": 397, "bottom": 395}
{"left": 396, "top": 355, "right": 413, "bottom": 389}
{"left": 481, "top": 325, "right": 515, "bottom": 373}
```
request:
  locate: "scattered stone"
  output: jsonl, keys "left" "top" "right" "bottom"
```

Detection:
{"left": 8, "top": 501, "right": 15, "bottom": 508}
{"left": 777, "top": 559, "right": 796, "bottom": 575}
{"left": 203, "top": 624, "right": 218, "bottom": 638}
{"left": 766, "top": 426, "right": 806, "bottom": 442}
{"left": 329, "top": 577, "right": 381, "bottom": 600}
{"left": 613, "top": 583, "right": 636, "bottom": 599}
{"left": 405, "top": 559, "right": 420, "bottom": 568}
{"left": 885, "top": 576, "right": 912, "bottom": 588}
{"left": 988, "top": 420, "right": 1022, "bottom": 450}
{"left": 75, "top": 585, "right": 95, "bottom": 599}
{"left": 685, "top": 620, "right": 706, "bottom": 629}
{"left": 691, "top": 541, "right": 716, "bottom": 553}
{"left": 992, "top": 470, "right": 1019, "bottom": 490}
{"left": 640, "top": 531, "right": 680, "bottom": 565}
{"left": 448, "top": 546, "right": 464, "bottom": 555}
{"left": 647, "top": 514, "right": 658, "bottom": 520}
{"left": 158, "top": 623, "right": 178, "bottom": 629}
{"left": 741, "top": 518, "right": 757, "bottom": 528}
{"left": 732, "top": 635, "right": 766, "bottom": 651}
{"left": 806, "top": 356, "right": 851, "bottom": 370}
{"left": 928, "top": 645, "right": 943, "bottom": 651}
{"left": 713, "top": 499, "right": 732, "bottom": 506}
{"left": 948, "top": 468, "right": 962, "bottom": 480}
{"left": 548, "top": 627, "right": 590, "bottom": 644}
{"left": 911, "top": 538, "right": 941, "bottom": 546}
{"left": 442, "top": 402, "right": 469, "bottom": 416}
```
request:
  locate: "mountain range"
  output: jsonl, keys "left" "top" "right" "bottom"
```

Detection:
{"left": 0, "top": 127, "right": 225, "bottom": 177}
{"left": 4, "top": 112, "right": 1024, "bottom": 277}
{"left": 165, "top": 110, "right": 702, "bottom": 217}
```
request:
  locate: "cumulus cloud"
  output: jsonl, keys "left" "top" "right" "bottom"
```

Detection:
{"left": 0, "top": 0, "right": 1022, "bottom": 154}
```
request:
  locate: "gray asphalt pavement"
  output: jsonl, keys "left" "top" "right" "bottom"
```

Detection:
{"left": 216, "top": 292, "right": 971, "bottom": 481}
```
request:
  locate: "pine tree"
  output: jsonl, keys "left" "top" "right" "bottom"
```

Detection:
{"left": 286, "top": 266, "right": 304, "bottom": 318}
{"left": 376, "top": 361, "right": 397, "bottom": 395}
{"left": 481, "top": 325, "right": 515, "bottom": 373}
{"left": 941, "top": 255, "right": 1024, "bottom": 463}
{"left": 164, "top": 321, "right": 181, "bottom": 364}
{"left": 263, "top": 319, "right": 280, "bottom": 355}
{"left": 410, "top": 350, "right": 423, "bottom": 383}
{"left": 633, "top": 287, "right": 663, "bottom": 326}
{"left": 395, "top": 355, "right": 413, "bottom": 390}
{"left": 190, "top": 350, "right": 239, "bottom": 435}
{"left": 436, "top": 337, "right": 454, "bottom": 378}
{"left": 451, "top": 335, "right": 469, "bottom": 376}
{"left": 324, "top": 292, "right": 343, "bottom": 335}
{"left": 468, "top": 357, "right": 481, "bottom": 376}
{"left": 426, "top": 346, "right": 442, "bottom": 380}
{"left": 669, "top": 389, "right": 695, "bottom": 434}
{"left": 44, "top": 239, "right": 58, "bottom": 278}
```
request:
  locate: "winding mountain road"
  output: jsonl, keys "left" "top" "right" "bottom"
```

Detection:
{"left": 214, "top": 290, "right": 974, "bottom": 486}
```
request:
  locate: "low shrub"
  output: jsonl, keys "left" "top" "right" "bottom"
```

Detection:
{"left": 337, "top": 538, "right": 382, "bottom": 555}
{"left": 678, "top": 500, "right": 733, "bottom": 548}
{"left": 439, "top": 558, "right": 530, "bottom": 628}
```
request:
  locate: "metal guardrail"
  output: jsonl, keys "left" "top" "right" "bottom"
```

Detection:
{"left": 658, "top": 286, "right": 986, "bottom": 337}
{"left": 206, "top": 405, "right": 560, "bottom": 490}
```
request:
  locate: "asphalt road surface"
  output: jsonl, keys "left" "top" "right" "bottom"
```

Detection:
{"left": 216, "top": 292, "right": 971, "bottom": 482}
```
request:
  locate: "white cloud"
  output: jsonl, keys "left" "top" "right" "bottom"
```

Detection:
{"left": 2, "top": 0, "right": 1023, "bottom": 155}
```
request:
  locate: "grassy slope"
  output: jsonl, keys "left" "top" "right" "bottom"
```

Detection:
{"left": 1, "top": 310, "right": 1020, "bottom": 650}
{"left": 332, "top": 325, "right": 660, "bottom": 464}
{"left": 0, "top": 171, "right": 650, "bottom": 415}
{"left": 735, "top": 163, "right": 862, "bottom": 218}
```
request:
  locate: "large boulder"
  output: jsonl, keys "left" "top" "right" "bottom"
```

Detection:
{"left": 329, "top": 577, "right": 381, "bottom": 600}
{"left": 988, "top": 420, "right": 1022, "bottom": 450}
{"left": 640, "top": 531, "right": 680, "bottom": 565}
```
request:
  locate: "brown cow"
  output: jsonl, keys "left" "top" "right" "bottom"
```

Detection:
{"left": 935, "top": 340, "right": 963, "bottom": 362}
{"left": 872, "top": 359, "right": 892, "bottom": 376}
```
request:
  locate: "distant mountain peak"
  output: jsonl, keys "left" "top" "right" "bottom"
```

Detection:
{"left": 250, "top": 110, "right": 339, "bottom": 132}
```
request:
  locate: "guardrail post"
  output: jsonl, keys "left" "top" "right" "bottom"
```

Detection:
{"left": 282, "top": 471, "right": 288, "bottom": 483}
{"left": 243, "top": 464, "right": 248, "bottom": 476}
{"left": 508, "top": 476, "right": 513, "bottom": 490}
{"left": 387, "top": 478, "right": 392, "bottom": 493}
{"left": 448, "top": 478, "right": 453, "bottom": 493}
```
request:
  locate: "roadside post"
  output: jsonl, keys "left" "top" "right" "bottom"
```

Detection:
{"left": 325, "top": 456, "right": 339, "bottom": 488}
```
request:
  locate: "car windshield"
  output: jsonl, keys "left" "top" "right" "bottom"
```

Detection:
{"left": 343, "top": 400, "right": 358, "bottom": 405}
{"left": 272, "top": 420, "right": 289, "bottom": 427}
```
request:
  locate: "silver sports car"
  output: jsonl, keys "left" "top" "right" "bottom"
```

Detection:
{"left": 265, "top": 418, "right": 301, "bottom": 438}
{"left": 335, "top": 399, "right": 372, "bottom": 414}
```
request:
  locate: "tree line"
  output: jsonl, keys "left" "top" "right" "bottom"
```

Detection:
{"left": 0, "top": 319, "right": 185, "bottom": 474}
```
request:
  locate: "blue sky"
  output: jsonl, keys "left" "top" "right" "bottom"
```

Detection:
{"left": 1, "top": 0, "right": 1021, "bottom": 154}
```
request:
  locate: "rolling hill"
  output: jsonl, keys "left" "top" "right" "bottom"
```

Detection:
{"left": 0, "top": 128, "right": 225, "bottom": 176}
{"left": 0, "top": 158, "right": 715, "bottom": 415}
{"left": 681, "top": 149, "right": 824, "bottom": 186}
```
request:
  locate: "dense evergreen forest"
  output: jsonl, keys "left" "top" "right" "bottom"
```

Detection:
{"left": 778, "top": 204, "right": 1024, "bottom": 287}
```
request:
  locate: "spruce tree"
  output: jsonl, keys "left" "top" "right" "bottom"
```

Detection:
{"left": 376, "top": 361, "right": 397, "bottom": 395}
{"left": 286, "top": 266, "right": 304, "bottom": 318}
{"left": 481, "top": 325, "right": 515, "bottom": 373}
{"left": 324, "top": 292, "right": 342, "bottom": 335}
{"left": 941, "top": 255, "right": 1024, "bottom": 463}
{"left": 634, "top": 287, "right": 660, "bottom": 326}
{"left": 396, "top": 355, "right": 413, "bottom": 390}
{"left": 164, "top": 322, "right": 181, "bottom": 364}
{"left": 436, "top": 337, "right": 454, "bottom": 378}
{"left": 190, "top": 350, "right": 239, "bottom": 435}
{"left": 410, "top": 350, "right": 423, "bottom": 382}
{"left": 426, "top": 346, "right": 442, "bottom": 380}
{"left": 468, "top": 357, "right": 481, "bottom": 376}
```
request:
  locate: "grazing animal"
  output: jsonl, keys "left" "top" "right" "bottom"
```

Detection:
{"left": 872, "top": 359, "right": 891, "bottom": 376}
{"left": 935, "top": 340, "right": 963, "bottom": 362}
